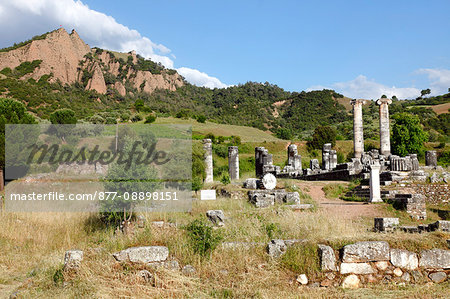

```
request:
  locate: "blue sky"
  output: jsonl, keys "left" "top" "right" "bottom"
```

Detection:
{"left": 1, "top": 0, "right": 449, "bottom": 99}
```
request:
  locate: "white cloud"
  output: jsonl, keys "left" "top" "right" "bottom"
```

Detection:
{"left": 308, "top": 75, "right": 421, "bottom": 99}
{"left": 177, "top": 67, "right": 229, "bottom": 88}
{"left": 416, "top": 68, "right": 450, "bottom": 96}
{"left": 0, "top": 0, "right": 227, "bottom": 88}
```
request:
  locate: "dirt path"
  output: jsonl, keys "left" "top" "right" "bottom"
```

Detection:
{"left": 296, "top": 181, "right": 387, "bottom": 220}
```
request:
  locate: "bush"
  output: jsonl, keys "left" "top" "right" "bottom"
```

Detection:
{"left": 176, "top": 109, "right": 190, "bottom": 119}
{"left": 184, "top": 219, "right": 222, "bottom": 257}
{"left": 220, "top": 173, "right": 231, "bottom": 185}
{"left": 213, "top": 144, "right": 228, "bottom": 158}
{"left": 131, "top": 114, "right": 142, "bottom": 122}
{"left": 197, "top": 115, "right": 206, "bottom": 123}
{"left": 144, "top": 114, "right": 156, "bottom": 124}
{"left": 438, "top": 150, "right": 450, "bottom": 167}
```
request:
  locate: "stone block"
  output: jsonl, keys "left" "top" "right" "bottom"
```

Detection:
{"left": 390, "top": 249, "right": 418, "bottom": 270}
{"left": 284, "top": 192, "right": 300, "bottom": 204}
{"left": 64, "top": 250, "right": 83, "bottom": 270}
{"left": 428, "top": 220, "right": 450, "bottom": 232}
{"left": 243, "top": 178, "right": 259, "bottom": 189}
{"left": 113, "top": 246, "right": 169, "bottom": 263}
{"left": 374, "top": 217, "right": 399, "bottom": 232}
{"left": 318, "top": 244, "right": 337, "bottom": 271}
{"left": 206, "top": 210, "right": 225, "bottom": 227}
{"left": 248, "top": 191, "right": 275, "bottom": 208}
{"left": 419, "top": 249, "right": 450, "bottom": 269}
{"left": 342, "top": 241, "right": 390, "bottom": 262}
{"left": 340, "top": 262, "right": 375, "bottom": 274}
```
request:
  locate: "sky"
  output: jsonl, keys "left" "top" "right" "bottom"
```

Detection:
{"left": 0, "top": 0, "right": 449, "bottom": 99}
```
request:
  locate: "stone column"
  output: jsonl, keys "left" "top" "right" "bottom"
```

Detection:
{"left": 376, "top": 98, "right": 392, "bottom": 156}
{"left": 287, "top": 144, "right": 297, "bottom": 166}
{"left": 329, "top": 150, "right": 337, "bottom": 170}
{"left": 287, "top": 144, "right": 302, "bottom": 170}
{"left": 351, "top": 99, "right": 366, "bottom": 159}
{"left": 322, "top": 143, "right": 331, "bottom": 170}
{"left": 228, "top": 146, "right": 239, "bottom": 180}
{"left": 255, "top": 147, "right": 265, "bottom": 177}
{"left": 425, "top": 151, "right": 437, "bottom": 167}
{"left": 203, "top": 139, "right": 213, "bottom": 183}
{"left": 369, "top": 162, "right": 382, "bottom": 203}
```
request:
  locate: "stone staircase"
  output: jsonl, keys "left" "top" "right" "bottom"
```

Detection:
{"left": 344, "top": 179, "right": 392, "bottom": 201}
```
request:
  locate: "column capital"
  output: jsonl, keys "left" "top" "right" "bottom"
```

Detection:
{"left": 350, "top": 99, "right": 367, "bottom": 106}
{"left": 376, "top": 98, "right": 392, "bottom": 105}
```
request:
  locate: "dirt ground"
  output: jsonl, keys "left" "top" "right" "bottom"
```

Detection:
{"left": 295, "top": 180, "right": 388, "bottom": 220}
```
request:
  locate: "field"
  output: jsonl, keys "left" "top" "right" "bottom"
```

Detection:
{"left": 0, "top": 121, "right": 448, "bottom": 298}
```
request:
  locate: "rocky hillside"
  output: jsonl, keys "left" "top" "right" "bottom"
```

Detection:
{"left": 0, "top": 28, "right": 184, "bottom": 95}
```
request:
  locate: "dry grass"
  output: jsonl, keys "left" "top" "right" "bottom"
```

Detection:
{"left": 0, "top": 178, "right": 449, "bottom": 298}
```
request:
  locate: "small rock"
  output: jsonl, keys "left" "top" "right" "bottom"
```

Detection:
{"left": 320, "top": 279, "right": 333, "bottom": 287}
{"left": 151, "top": 221, "right": 165, "bottom": 227}
{"left": 139, "top": 270, "right": 155, "bottom": 284}
{"left": 411, "top": 270, "right": 424, "bottom": 283}
{"left": 401, "top": 272, "right": 411, "bottom": 282}
{"left": 375, "top": 261, "right": 389, "bottom": 271}
{"left": 182, "top": 265, "right": 196, "bottom": 275}
{"left": 206, "top": 210, "right": 225, "bottom": 227}
{"left": 267, "top": 239, "right": 287, "bottom": 258}
{"left": 137, "top": 216, "right": 146, "bottom": 228}
{"left": 393, "top": 268, "right": 403, "bottom": 277}
{"left": 296, "top": 274, "right": 308, "bottom": 285}
{"left": 429, "top": 272, "right": 447, "bottom": 283}
{"left": 342, "top": 274, "right": 360, "bottom": 289}
{"left": 326, "top": 272, "right": 336, "bottom": 280}
{"left": 308, "top": 282, "right": 320, "bottom": 288}
{"left": 64, "top": 250, "right": 83, "bottom": 270}
{"left": 367, "top": 274, "right": 377, "bottom": 283}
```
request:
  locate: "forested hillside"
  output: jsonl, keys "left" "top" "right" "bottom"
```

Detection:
{"left": 0, "top": 29, "right": 448, "bottom": 141}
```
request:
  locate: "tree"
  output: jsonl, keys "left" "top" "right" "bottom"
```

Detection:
{"left": 307, "top": 125, "right": 336, "bottom": 150}
{"left": 50, "top": 108, "right": 77, "bottom": 124}
{"left": 275, "top": 127, "right": 293, "bottom": 140}
{"left": 0, "top": 98, "right": 36, "bottom": 189}
{"left": 420, "top": 89, "right": 431, "bottom": 98}
{"left": 391, "top": 113, "right": 428, "bottom": 157}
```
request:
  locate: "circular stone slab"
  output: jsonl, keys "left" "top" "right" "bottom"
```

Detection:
{"left": 261, "top": 173, "right": 277, "bottom": 190}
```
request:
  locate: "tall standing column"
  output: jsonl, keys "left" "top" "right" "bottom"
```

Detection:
{"left": 376, "top": 98, "right": 392, "bottom": 156}
{"left": 351, "top": 99, "right": 366, "bottom": 159}
{"left": 203, "top": 139, "right": 213, "bottom": 183}
{"left": 369, "top": 161, "right": 382, "bottom": 203}
{"left": 228, "top": 146, "right": 239, "bottom": 180}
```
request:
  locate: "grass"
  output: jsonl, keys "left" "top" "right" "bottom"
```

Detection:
{"left": 155, "top": 117, "right": 281, "bottom": 143}
{"left": 0, "top": 179, "right": 449, "bottom": 298}
{"left": 322, "top": 183, "right": 348, "bottom": 199}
